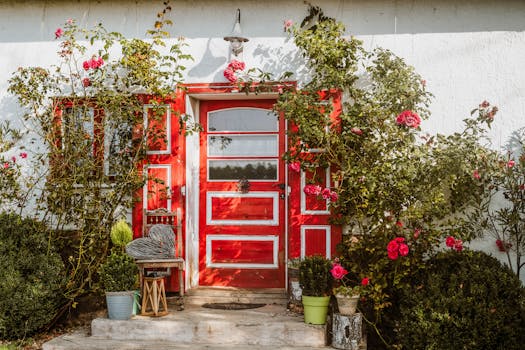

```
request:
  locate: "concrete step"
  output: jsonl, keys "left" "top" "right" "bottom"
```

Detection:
{"left": 43, "top": 331, "right": 332, "bottom": 350}
{"left": 89, "top": 304, "right": 326, "bottom": 347}
{"left": 184, "top": 287, "right": 288, "bottom": 306}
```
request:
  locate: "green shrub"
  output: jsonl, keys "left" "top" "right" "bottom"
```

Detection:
{"left": 395, "top": 250, "right": 525, "bottom": 349}
{"left": 299, "top": 255, "right": 333, "bottom": 296}
{"left": 0, "top": 212, "right": 65, "bottom": 340}
{"left": 110, "top": 219, "right": 133, "bottom": 249}
{"left": 98, "top": 252, "right": 138, "bottom": 292}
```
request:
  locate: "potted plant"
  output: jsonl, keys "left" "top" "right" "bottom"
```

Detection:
{"left": 298, "top": 255, "right": 333, "bottom": 325}
{"left": 98, "top": 219, "right": 138, "bottom": 320}
{"left": 330, "top": 260, "right": 369, "bottom": 315}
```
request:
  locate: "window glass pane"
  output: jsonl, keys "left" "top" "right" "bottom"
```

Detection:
{"left": 208, "top": 108, "right": 277, "bottom": 132}
{"left": 208, "top": 160, "right": 278, "bottom": 180}
{"left": 62, "top": 106, "right": 94, "bottom": 161}
{"left": 208, "top": 135, "right": 278, "bottom": 157}
{"left": 104, "top": 117, "right": 132, "bottom": 176}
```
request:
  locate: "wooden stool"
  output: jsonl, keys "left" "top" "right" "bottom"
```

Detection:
{"left": 141, "top": 276, "right": 168, "bottom": 316}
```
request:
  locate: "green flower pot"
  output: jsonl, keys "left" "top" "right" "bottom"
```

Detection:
{"left": 302, "top": 295, "right": 330, "bottom": 325}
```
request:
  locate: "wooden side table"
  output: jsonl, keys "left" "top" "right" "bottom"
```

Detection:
{"left": 136, "top": 258, "right": 185, "bottom": 297}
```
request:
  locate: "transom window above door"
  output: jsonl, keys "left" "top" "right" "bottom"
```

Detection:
{"left": 206, "top": 108, "right": 279, "bottom": 182}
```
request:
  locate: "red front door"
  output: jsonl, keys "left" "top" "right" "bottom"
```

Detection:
{"left": 199, "top": 100, "right": 285, "bottom": 288}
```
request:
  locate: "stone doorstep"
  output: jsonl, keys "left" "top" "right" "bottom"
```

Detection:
{"left": 184, "top": 287, "right": 288, "bottom": 306}
{"left": 43, "top": 332, "right": 333, "bottom": 350}
{"left": 90, "top": 304, "right": 327, "bottom": 348}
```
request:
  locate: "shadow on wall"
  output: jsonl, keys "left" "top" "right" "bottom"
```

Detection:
{"left": 1, "top": 0, "right": 525, "bottom": 43}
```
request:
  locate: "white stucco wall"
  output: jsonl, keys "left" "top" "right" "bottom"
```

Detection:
{"left": 1, "top": 0, "right": 524, "bottom": 279}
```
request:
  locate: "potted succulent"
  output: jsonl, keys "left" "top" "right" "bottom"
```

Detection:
{"left": 298, "top": 255, "right": 333, "bottom": 325}
{"left": 98, "top": 220, "right": 138, "bottom": 320}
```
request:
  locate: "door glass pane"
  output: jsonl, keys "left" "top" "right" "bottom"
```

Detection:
{"left": 208, "top": 160, "right": 278, "bottom": 180}
{"left": 208, "top": 108, "right": 278, "bottom": 132}
{"left": 208, "top": 135, "right": 278, "bottom": 157}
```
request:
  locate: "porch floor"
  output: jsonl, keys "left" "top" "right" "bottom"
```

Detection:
{"left": 43, "top": 302, "right": 333, "bottom": 349}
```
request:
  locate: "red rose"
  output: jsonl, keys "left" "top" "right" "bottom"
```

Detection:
{"left": 454, "top": 239, "right": 463, "bottom": 252}
{"left": 55, "top": 28, "right": 63, "bottom": 39}
{"left": 223, "top": 68, "right": 237, "bottom": 83}
{"left": 330, "top": 191, "right": 339, "bottom": 202}
{"left": 228, "top": 59, "right": 245, "bottom": 71}
{"left": 445, "top": 236, "right": 456, "bottom": 248}
{"left": 507, "top": 160, "right": 515, "bottom": 168}
{"left": 394, "top": 237, "right": 405, "bottom": 243}
{"left": 387, "top": 250, "right": 399, "bottom": 260}
{"left": 473, "top": 169, "right": 481, "bottom": 180}
{"left": 288, "top": 162, "right": 300, "bottom": 173}
{"left": 387, "top": 240, "right": 399, "bottom": 252}
{"left": 396, "top": 110, "right": 421, "bottom": 128}
{"left": 330, "top": 263, "right": 348, "bottom": 279}
{"left": 82, "top": 61, "right": 90, "bottom": 70}
{"left": 82, "top": 78, "right": 91, "bottom": 87}
{"left": 19, "top": 152, "right": 27, "bottom": 159}
{"left": 321, "top": 188, "right": 332, "bottom": 200}
{"left": 395, "top": 221, "right": 403, "bottom": 228}
{"left": 361, "top": 277, "right": 370, "bottom": 286}
{"left": 303, "top": 184, "right": 322, "bottom": 196}
{"left": 399, "top": 243, "right": 409, "bottom": 256}
{"left": 413, "top": 228, "right": 421, "bottom": 239}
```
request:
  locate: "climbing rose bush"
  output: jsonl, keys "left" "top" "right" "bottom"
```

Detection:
{"left": 275, "top": 5, "right": 501, "bottom": 346}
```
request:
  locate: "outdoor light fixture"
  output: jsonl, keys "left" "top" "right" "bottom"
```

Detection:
{"left": 224, "top": 9, "right": 249, "bottom": 56}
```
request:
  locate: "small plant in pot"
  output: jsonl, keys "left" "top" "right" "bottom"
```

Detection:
{"left": 330, "top": 260, "right": 369, "bottom": 316}
{"left": 98, "top": 220, "right": 138, "bottom": 320}
{"left": 299, "top": 255, "right": 333, "bottom": 324}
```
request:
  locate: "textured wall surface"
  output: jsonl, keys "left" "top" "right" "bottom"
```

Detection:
{"left": 1, "top": 0, "right": 524, "bottom": 279}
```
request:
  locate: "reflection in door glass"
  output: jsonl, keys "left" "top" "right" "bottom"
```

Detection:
{"left": 208, "top": 135, "right": 278, "bottom": 157}
{"left": 208, "top": 109, "right": 278, "bottom": 132}
{"left": 208, "top": 160, "right": 278, "bottom": 180}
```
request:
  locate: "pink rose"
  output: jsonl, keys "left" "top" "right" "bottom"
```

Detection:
{"left": 277, "top": 84, "right": 284, "bottom": 94}
{"left": 283, "top": 19, "right": 293, "bottom": 31}
{"left": 82, "top": 61, "right": 90, "bottom": 70}
{"left": 421, "top": 79, "right": 426, "bottom": 87}
{"left": 3, "top": 162, "right": 9, "bottom": 169}
{"left": 228, "top": 59, "right": 245, "bottom": 71}
{"left": 303, "top": 184, "right": 322, "bottom": 196}
{"left": 361, "top": 277, "right": 370, "bottom": 286}
{"left": 396, "top": 110, "right": 421, "bottom": 128}
{"left": 96, "top": 57, "right": 104, "bottom": 67}
{"left": 288, "top": 162, "right": 300, "bottom": 173}
{"left": 387, "top": 240, "right": 399, "bottom": 253}
{"left": 321, "top": 188, "right": 332, "bottom": 200}
{"left": 330, "top": 263, "right": 348, "bottom": 279}
{"left": 351, "top": 127, "right": 363, "bottom": 136}
{"left": 82, "top": 78, "right": 91, "bottom": 87}
{"left": 399, "top": 243, "right": 409, "bottom": 256}
{"left": 55, "top": 28, "right": 63, "bottom": 39}
{"left": 19, "top": 152, "right": 27, "bottom": 159}
{"left": 387, "top": 250, "right": 399, "bottom": 260}
{"left": 480, "top": 100, "right": 490, "bottom": 108}
{"left": 11, "top": 156, "right": 16, "bottom": 163}
{"left": 413, "top": 228, "right": 421, "bottom": 239}
{"left": 394, "top": 237, "right": 405, "bottom": 243}
{"left": 507, "top": 160, "right": 515, "bottom": 168}
{"left": 330, "top": 191, "right": 338, "bottom": 202}
{"left": 473, "top": 169, "right": 481, "bottom": 180}
{"left": 67, "top": 19, "right": 74, "bottom": 25}
{"left": 223, "top": 68, "right": 237, "bottom": 83}
{"left": 445, "top": 236, "right": 456, "bottom": 248}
